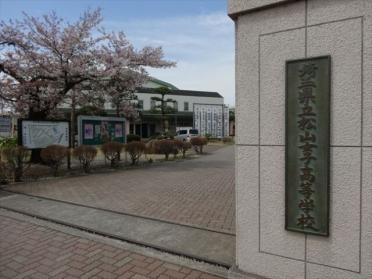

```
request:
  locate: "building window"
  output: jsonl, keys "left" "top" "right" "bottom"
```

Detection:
{"left": 184, "top": 102, "right": 189, "bottom": 111}
{"left": 137, "top": 100, "right": 143, "bottom": 110}
{"left": 174, "top": 101, "right": 178, "bottom": 111}
{"left": 151, "top": 99, "right": 156, "bottom": 109}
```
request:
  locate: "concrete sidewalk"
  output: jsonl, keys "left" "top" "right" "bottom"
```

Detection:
{"left": 0, "top": 191, "right": 235, "bottom": 267}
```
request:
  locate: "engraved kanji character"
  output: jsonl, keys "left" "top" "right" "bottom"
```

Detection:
{"left": 298, "top": 182, "right": 314, "bottom": 199}
{"left": 298, "top": 199, "right": 315, "bottom": 213}
{"left": 299, "top": 87, "right": 316, "bottom": 105}
{"left": 299, "top": 131, "right": 316, "bottom": 143}
{"left": 300, "top": 166, "right": 315, "bottom": 183}
{"left": 299, "top": 141, "right": 317, "bottom": 165}
{"left": 299, "top": 63, "right": 318, "bottom": 81}
{"left": 298, "top": 115, "right": 316, "bottom": 130}
{"left": 297, "top": 213, "right": 317, "bottom": 230}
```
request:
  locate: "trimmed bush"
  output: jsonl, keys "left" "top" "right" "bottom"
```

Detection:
{"left": 126, "top": 134, "right": 141, "bottom": 143}
{"left": 0, "top": 161, "right": 10, "bottom": 185}
{"left": 172, "top": 140, "right": 183, "bottom": 158}
{"left": 144, "top": 139, "right": 158, "bottom": 163}
{"left": 125, "top": 141, "right": 146, "bottom": 165}
{"left": 101, "top": 141, "right": 124, "bottom": 167}
{"left": 41, "top": 145, "right": 68, "bottom": 176}
{"left": 155, "top": 139, "right": 175, "bottom": 160}
{"left": 0, "top": 161, "right": 8, "bottom": 184}
{"left": 190, "top": 137, "right": 208, "bottom": 154}
{"left": 2, "top": 146, "right": 31, "bottom": 182}
{"left": 145, "top": 139, "right": 157, "bottom": 155}
{"left": 73, "top": 145, "right": 97, "bottom": 173}
{"left": 181, "top": 141, "right": 192, "bottom": 158}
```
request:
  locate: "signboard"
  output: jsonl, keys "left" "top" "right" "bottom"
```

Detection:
{"left": 224, "top": 106, "right": 229, "bottom": 137}
{"left": 77, "top": 116, "right": 125, "bottom": 145}
{"left": 0, "top": 116, "right": 11, "bottom": 136}
{"left": 20, "top": 120, "right": 70, "bottom": 149}
{"left": 285, "top": 56, "right": 330, "bottom": 236}
{"left": 193, "top": 104, "right": 229, "bottom": 138}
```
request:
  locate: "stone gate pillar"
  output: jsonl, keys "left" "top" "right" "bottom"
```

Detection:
{"left": 228, "top": 1, "right": 372, "bottom": 278}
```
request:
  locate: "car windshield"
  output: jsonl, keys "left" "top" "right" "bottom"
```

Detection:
{"left": 189, "top": 129, "right": 198, "bottom": 134}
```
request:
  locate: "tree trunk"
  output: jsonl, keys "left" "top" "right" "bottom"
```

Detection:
{"left": 68, "top": 98, "right": 76, "bottom": 170}
{"left": 71, "top": 101, "right": 76, "bottom": 148}
{"left": 115, "top": 103, "right": 121, "bottom": 161}
{"left": 30, "top": 148, "right": 42, "bottom": 164}
{"left": 14, "top": 157, "right": 23, "bottom": 182}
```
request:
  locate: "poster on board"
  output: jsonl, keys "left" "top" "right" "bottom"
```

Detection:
{"left": 84, "top": 124, "right": 94, "bottom": 139}
{"left": 77, "top": 116, "right": 126, "bottom": 145}
{"left": 115, "top": 123, "right": 123, "bottom": 137}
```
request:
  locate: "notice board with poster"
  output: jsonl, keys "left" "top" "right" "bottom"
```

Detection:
{"left": 77, "top": 116, "right": 125, "bottom": 145}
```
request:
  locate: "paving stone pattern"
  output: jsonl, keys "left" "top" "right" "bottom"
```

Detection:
{"left": 8, "top": 146, "right": 235, "bottom": 233}
{"left": 0, "top": 215, "right": 224, "bottom": 279}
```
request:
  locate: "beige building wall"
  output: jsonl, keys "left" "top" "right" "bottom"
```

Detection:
{"left": 228, "top": 0, "right": 372, "bottom": 278}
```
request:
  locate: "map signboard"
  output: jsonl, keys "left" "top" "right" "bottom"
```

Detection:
{"left": 20, "top": 120, "right": 70, "bottom": 149}
{"left": 193, "top": 104, "right": 229, "bottom": 138}
{"left": 77, "top": 116, "right": 126, "bottom": 145}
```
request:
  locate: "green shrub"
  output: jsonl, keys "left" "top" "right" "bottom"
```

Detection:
{"left": 126, "top": 134, "right": 141, "bottom": 143}
{"left": 41, "top": 145, "right": 68, "bottom": 176}
{"left": 190, "top": 137, "right": 208, "bottom": 154}
{"left": 2, "top": 146, "right": 31, "bottom": 182}
{"left": 156, "top": 135, "right": 166, "bottom": 140}
{"left": 101, "top": 141, "right": 124, "bottom": 167}
{"left": 149, "top": 133, "right": 161, "bottom": 140}
{"left": 208, "top": 137, "right": 221, "bottom": 142}
{"left": 164, "top": 132, "right": 175, "bottom": 139}
{"left": 205, "top": 133, "right": 212, "bottom": 140}
{"left": 0, "top": 137, "right": 17, "bottom": 161}
{"left": 73, "top": 145, "right": 97, "bottom": 173}
{"left": 223, "top": 136, "right": 234, "bottom": 143}
{"left": 125, "top": 141, "right": 146, "bottom": 165}
{"left": 156, "top": 132, "right": 175, "bottom": 140}
{"left": 0, "top": 137, "right": 17, "bottom": 148}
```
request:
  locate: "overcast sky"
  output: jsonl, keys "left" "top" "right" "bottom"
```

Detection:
{"left": 0, "top": 0, "right": 235, "bottom": 106}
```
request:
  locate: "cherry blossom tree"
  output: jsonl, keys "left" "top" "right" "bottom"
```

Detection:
{"left": 0, "top": 8, "right": 175, "bottom": 159}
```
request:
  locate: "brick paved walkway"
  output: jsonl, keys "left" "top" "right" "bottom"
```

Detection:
{"left": 0, "top": 214, "right": 225, "bottom": 279}
{"left": 7, "top": 146, "right": 235, "bottom": 233}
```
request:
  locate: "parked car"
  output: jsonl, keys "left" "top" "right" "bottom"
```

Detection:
{"left": 175, "top": 128, "right": 199, "bottom": 142}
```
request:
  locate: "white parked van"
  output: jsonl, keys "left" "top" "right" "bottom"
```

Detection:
{"left": 175, "top": 128, "right": 199, "bottom": 142}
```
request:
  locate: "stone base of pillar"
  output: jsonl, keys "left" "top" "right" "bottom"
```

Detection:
{"left": 228, "top": 266, "right": 268, "bottom": 279}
